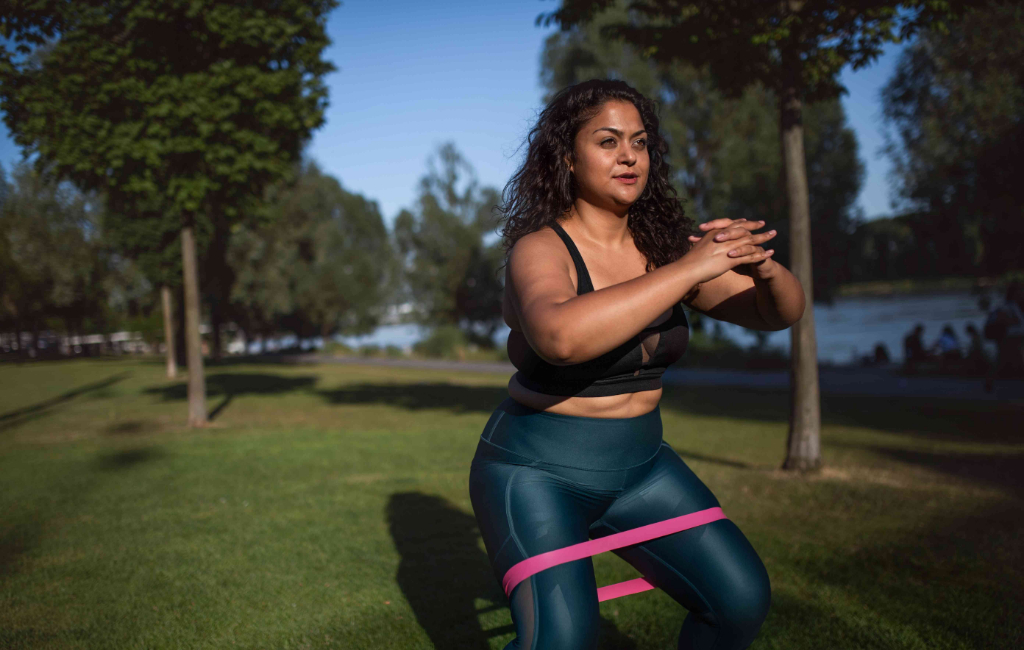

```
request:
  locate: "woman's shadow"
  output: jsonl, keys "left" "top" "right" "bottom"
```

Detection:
{"left": 387, "top": 492, "right": 637, "bottom": 650}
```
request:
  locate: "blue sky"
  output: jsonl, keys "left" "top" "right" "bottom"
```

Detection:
{"left": 1, "top": 0, "right": 903, "bottom": 226}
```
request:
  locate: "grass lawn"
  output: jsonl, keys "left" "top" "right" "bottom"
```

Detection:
{"left": 1, "top": 357, "right": 1021, "bottom": 649}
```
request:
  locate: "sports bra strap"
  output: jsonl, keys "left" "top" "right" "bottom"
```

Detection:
{"left": 550, "top": 222, "right": 595, "bottom": 294}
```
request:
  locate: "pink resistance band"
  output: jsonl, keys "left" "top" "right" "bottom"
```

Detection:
{"left": 502, "top": 506, "right": 727, "bottom": 602}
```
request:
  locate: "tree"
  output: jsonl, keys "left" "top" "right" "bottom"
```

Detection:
{"left": 541, "top": 8, "right": 864, "bottom": 302}
{"left": 0, "top": 163, "right": 110, "bottom": 352}
{"left": 545, "top": 0, "right": 959, "bottom": 470}
{"left": 102, "top": 203, "right": 186, "bottom": 375}
{"left": 228, "top": 161, "right": 397, "bottom": 341}
{"left": 707, "top": 92, "right": 864, "bottom": 301}
{"left": 881, "top": 1, "right": 1024, "bottom": 277}
{"left": 393, "top": 143, "right": 505, "bottom": 347}
{"left": 2, "top": 0, "right": 337, "bottom": 425}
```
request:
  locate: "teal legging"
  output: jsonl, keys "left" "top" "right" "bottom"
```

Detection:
{"left": 469, "top": 397, "right": 770, "bottom": 650}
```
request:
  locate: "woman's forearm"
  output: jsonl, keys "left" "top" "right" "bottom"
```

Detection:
{"left": 753, "top": 263, "right": 806, "bottom": 330}
{"left": 535, "top": 261, "right": 703, "bottom": 365}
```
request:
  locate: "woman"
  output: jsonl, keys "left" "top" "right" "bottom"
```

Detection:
{"left": 469, "top": 79, "right": 805, "bottom": 650}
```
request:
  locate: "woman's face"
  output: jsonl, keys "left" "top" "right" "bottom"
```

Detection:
{"left": 570, "top": 100, "right": 650, "bottom": 213}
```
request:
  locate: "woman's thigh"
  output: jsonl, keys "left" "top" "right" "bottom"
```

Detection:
{"left": 592, "top": 445, "right": 771, "bottom": 648}
{"left": 469, "top": 460, "right": 611, "bottom": 650}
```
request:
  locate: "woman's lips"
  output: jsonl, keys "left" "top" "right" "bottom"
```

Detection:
{"left": 615, "top": 175, "right": 638, "bottom": 185}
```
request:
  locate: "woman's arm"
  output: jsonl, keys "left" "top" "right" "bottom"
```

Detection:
{"left": 684, "top": 219, "right": 805, "bottom": 331}
{"left": 508, "top": 224, "right": 774, "bottom": 365}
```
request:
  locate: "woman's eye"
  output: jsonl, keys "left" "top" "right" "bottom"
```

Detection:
{"left": 601, "top": 138, "right": 615, "bottom": 147}
{"left": 634, "top": 138, "right": 647, "bottom": 148}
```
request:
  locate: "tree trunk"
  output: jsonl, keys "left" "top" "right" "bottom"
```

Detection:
{"left": 210, "top": 298, "right": 222, "bottom": 360}
{"left": 204, "top": 220, "right": 232, "bottom": 361}
{"left": 779, "top": 86, "right": 822, "bottom": 471}
{"left": 161, "top": 284, "right": 177, "bottom": 379}
{"left": 174, "top": 286, "right": 187, "bottom": 369}
{"left": 181, "top": 223, "right": 207, "bottom": 427}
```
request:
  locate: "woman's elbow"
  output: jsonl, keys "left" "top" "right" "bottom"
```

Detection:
{"left": 544, "top": 334, "right": 576, "bottom": 366}
{"left": 528, "top": 329, "right": 575, "bottom": 366}
{"left": 780, "top": 287, "right": 806, "bottom": 328}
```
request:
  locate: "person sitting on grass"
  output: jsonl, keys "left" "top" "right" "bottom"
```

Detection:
{"left": 903, "top": 324, "right": 930, "bottom": 372}
{"left": 965, "top": 324, "right": 988, "bottom": 375}
{"left": 931, "top": 324, "right": 962, "bottom": 371}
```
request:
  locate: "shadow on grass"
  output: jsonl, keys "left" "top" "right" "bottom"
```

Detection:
{"left": 674, "top": 450, "right": 754, "bottom": 470}
{"left": 95, "top": 447, "right": 166, "bottom": 471}
{"left": 0, "top": 372, "right": 131, "bottom": 434}
{"left": 782, "top": 501, "right": 1024, "bottom": 649}
{"left": 0, "top": 518, "right": 40, "bottom": 581}
{"left": 660, "top": 385, "right": 1024, "bottom": 445}
{"left": 144, "top": 373, "right": 318, "bottom": 420}
{"left": 831, "top": 440, "right": 1024, "bottom": 500}
{"left": 104, "top": 421, "right": 148, "bottom": 436}
{"left": 387, "top": 492, "right": 638, "bottom": 650}
{"left": 387, "top": 492, "right": 506, "bottom": 649}
{"left": 321, "top": 383, "right": 508, "bottom": 415}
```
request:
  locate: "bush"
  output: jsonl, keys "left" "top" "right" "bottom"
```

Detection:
{"left": 385, "top": 345, "right": 406, "bottom": 358}
{"left": 678, "top": 331, "right": 788, "bottom": 370}
{"left": 413, "top": 325, "right": 469, "bottom": 359}
{"left": 322, "top": 340, "right": 355, "bottom": 356}
{"left": 358, "top": 343, "right": 381, "bottom": 357}
{"left": 492, "top": 343, "right": 510, "bottom": 363}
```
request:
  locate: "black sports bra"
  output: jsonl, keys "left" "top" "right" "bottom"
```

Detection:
{"left": 508, "top": 221, "right": 689, "bottom": 397}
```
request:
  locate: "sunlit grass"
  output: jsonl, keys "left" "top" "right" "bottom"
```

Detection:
{"left": 1, "top": 357, "right": 1020, "bottom": 649}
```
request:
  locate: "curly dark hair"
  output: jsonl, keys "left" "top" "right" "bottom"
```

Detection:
{"left": 499, "top": 79, "right": 695, "bottom": 272}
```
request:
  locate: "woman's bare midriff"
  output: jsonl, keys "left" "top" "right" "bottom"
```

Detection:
{"left": 507, "top": 369, "right": 662, "bottom": 419}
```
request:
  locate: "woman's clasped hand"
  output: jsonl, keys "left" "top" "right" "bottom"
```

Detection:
{"left": 681, "top": 218, "right": 778, "bottom": 284}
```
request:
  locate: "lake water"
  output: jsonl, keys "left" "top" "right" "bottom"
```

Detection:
{"left": 338, "top": 290, "right": 997, "bottom": 365}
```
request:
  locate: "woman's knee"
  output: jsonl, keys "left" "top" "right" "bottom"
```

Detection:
{"left": 715, "top": 559, "right": 771, "bottom": 642}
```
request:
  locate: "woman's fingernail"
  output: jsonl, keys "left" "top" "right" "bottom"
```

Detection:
{"left": 766, "top": 249, "right": 774, "bottom": 254}
{"left": 769, "top": 230, "right": 776, "bottom": 235}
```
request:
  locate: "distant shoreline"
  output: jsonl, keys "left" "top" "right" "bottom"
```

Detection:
{"left": 834, "top": 276, "right": 1005, "bottom": 298}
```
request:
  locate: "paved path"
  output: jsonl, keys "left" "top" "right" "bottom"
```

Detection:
{"left": 285, "top": 354, "right": 1024, "bottom": 403}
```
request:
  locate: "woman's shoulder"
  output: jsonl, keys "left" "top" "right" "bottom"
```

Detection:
{"left": 508, "top": 225, "right": 569, "bottom": 266}
{"left": 506, "top": 225, "right": 578, "bottom": 295}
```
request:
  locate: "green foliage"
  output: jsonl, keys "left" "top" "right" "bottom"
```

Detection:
{"left": 393, "top": 143, "right": 505, "bottom": 346}
{"left": 412, "top": 324, "right": 470, "bottom": 359}
{"left": 1, "top": 0, "right": 337, "bottom": 229}
{"left": 321, "top": 339, "right": 355, "bottom": 356}
{"left": 545, "top": 1, "right": 963, "bottom": 102}
{"left": 881, "top": 1, "right": 1024, "bottom": 276}
{"left": 228, "top": 161, "right": 397, "bottom": 338}
{"left": 357, "top": 343, "right": 382, "bottom": 357}
{"left": 1, "top": 0, "right": 338, "bottom": 360}
{"left": 0, "top": 163, "right": 115, "bottom": 334}
{"left": 541, "top": 9, "right": 865, "bottom": 301}
{"left": 681, "top": 329, "right": 790, "bottom": 370}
